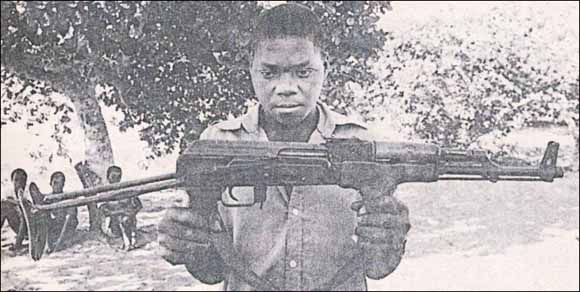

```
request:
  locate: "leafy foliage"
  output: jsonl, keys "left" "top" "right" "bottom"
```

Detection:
{"left": 2, "top": 1, "right": 390, "bottom": 159}
{"left": 360, "top": 3, "right": 579, "bottom": 152}
{"left": 1, "top": 69, "right": 75, "bottom": 162}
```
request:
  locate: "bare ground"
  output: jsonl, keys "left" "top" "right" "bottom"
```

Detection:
{"left": 1, "top": 173, "right": 578, "bottom": 291}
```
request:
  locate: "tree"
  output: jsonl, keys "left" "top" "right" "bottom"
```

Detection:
{"left": 2, "top": 1, "right": 117, "bottom": 230}
{"left": 360, "top": 2, "right": 578, "bottom": 166}
{"left": 2, "top": 1, "right": 392, "bottom": 230}
{"left": 95, "top": 1, "right": 391, "bottom": 157}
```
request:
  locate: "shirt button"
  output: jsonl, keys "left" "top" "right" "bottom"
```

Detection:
{"left": 289, "top": 260, "right": 298, "bottom": 268}
{"left": 292, "top": 208, "right": 299, "bottom": 216}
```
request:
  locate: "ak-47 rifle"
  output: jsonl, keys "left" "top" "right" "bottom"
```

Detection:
{"left": 19, "top": 138, "right": 564, "bottom": 288}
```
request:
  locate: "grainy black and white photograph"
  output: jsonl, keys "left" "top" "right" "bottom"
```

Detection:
{"left": 1, "top": 1, "right": 578, "bottom": 291}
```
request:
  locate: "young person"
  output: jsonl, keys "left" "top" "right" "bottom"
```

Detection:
{"left": 45, "top": 171, "right": 79, "bottom": 253}
{"left": 1, "top": 168, "right": 29, "bottom": 251}
{"left": 99, "top": 166, "right": 142, "bottom": 250}
{"left": 158, "top": 4, "right": 410, "bottom": 291}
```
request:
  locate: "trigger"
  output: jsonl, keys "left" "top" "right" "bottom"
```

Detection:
{"left": 254, "top": 185, "right": 267, "bottom": 209}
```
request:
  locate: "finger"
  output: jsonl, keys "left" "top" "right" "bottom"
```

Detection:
{"left": 364, "top": 196, "right": 409, "bottom": 216}
{"left": 158, "top": 224, "right": 211, "bottom": 245}
{"left": 162, "top": 207, "right": 208, "bottom": 229}
{"left": 355, "top": 226, "right": 404, "bottom": 244}
{"left": 359, "top": 239, "right": 405, "bottom": 256}
{"left": 357, "top": 213, "right": 410, "bottom": 230}
{"left": 359, "top": 185, "right": 396, "bottom": 201}
{"left": 158, "top": 246, "right": 196, "bottom": 266}
{"left": 359, "top": 237, "right": 407, "bottom": 254}
{"left": 158, "top": 235, "right": 211, "bottom": 264}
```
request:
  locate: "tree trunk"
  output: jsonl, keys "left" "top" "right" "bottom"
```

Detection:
{"left": 73, "top": 161, "right": 104, "bottom": 230}
{"left": 68, "top": 83, "right": 115, "bottom": 231}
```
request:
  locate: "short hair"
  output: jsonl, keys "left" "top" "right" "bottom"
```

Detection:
{"left": 251, "top": 3, "right": 324, "bottom": 56}
{"left": 107, "top": 165, "right": 122, "bottom": 179}
{"left": 50, "top": 171, "right": 65, "bottom": 184}
{"left": 11, "top": 168, "right": 27, "bottom": 183}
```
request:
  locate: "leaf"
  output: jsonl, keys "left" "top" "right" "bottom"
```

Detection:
{"left": 4, "top": 1, "right": 391, "bottom": 158}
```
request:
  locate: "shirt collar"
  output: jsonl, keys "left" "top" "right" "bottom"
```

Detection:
{"left": 216, "top": 101, "right": 367, "bottom": 138}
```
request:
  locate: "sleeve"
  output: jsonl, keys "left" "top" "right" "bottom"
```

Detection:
{"left": 198, "top": 124, "right": 222, "bottom": 141}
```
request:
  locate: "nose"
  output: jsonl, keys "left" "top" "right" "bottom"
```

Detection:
{"left": 274, "top": 73, "right": 298, "bottom": 98}
{"left": 277, "top": 89, "right": 297, "bottom": 98}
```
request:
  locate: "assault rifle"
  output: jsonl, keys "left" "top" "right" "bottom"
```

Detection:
{"left": 19, "top": 138, "right": 564, "bottom": 288}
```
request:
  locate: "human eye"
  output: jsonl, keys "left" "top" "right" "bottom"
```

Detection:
{"left": 260, "top": 69, "right": 277, "bottom": 79}
{"left": 296, "top": 68, "right": 315, "bottom": 78}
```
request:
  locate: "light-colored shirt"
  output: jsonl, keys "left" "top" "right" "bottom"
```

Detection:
{"left": 200, "top": 101, "right": 376, "bottom": 291}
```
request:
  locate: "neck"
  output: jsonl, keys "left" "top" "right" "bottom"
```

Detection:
{"left": 261, "top": 108, "right": 319, "bottom": 142}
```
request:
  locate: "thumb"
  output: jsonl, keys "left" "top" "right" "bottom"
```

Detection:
{"left": 208, "top": 211, "right": 225, "bottom": 233}
{"left": 350, "top": 200, "right": 368, "bottom": 216}
{"left": 350, "top": 200, "right": 364, "bottom": 212}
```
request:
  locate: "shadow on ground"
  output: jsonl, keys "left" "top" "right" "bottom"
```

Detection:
{"left": 1, "top": 189, "right": 217, "bottom": 291}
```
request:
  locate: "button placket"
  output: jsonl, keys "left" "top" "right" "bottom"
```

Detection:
{"left": 285, "top": 189, "right": 303, "bottom": 290}
{"left": 292, "top": 208, "right": 299, "bottom": 216}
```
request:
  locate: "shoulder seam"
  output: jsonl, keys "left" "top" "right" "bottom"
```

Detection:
{"left": 212, "top": 117, "right": 243, "bottom": 131}
{"left": 331, "top": 112, "right": 368, "bottom": 129}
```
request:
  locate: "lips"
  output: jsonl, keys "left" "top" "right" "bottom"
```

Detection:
{"left": 274, "top": 104, "right": 302, "bottom": 109}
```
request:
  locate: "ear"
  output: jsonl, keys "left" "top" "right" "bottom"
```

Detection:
{"left": 322, "top": 52, "right": 331, "bottom": 79}
{"left": 322, "top": 52, "right": 330, "bottom": 82}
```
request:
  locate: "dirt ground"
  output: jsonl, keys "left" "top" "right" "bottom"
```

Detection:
{"left": 1, "top": 173, "right": 578, "bottom": 291}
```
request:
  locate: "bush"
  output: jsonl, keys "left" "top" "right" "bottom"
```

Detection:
{"left": 359, "top": 2, "right": 578, "bottom": 159}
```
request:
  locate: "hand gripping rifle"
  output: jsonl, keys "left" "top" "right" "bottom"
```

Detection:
{"left": 20, "top": 138, "right": 564, "bottom": 289}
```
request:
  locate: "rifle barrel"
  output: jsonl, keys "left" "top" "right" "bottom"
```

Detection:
{"left": 37, "top": 179, "right": 182, "bottom": 211}
{"left": 45, "top": 173, "right": 177, "bottom": 201}
{"left": 441, "top": 165, "right": 564, "bottom": 181}
{"left": 438, "top": 176, "right": 545, "bottom": 181}
{"left": 442, "top": 166, "right": 541, "bottom": 177}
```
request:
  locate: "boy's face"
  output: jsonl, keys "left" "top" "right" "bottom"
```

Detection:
{"left": 12, "top": 177, "right": 26, "bottom": 193}
{"left": 250, "top": 37, "right": 325, "bottom": 126}
{"left": 51, "top": 175, "right": 65, "bottom": 193}
{"left": 108, "top": 171, "right": 122, "bottom": 184}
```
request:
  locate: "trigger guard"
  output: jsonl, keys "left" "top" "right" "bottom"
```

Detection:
{"left": 227, "top": 187, "right": 239, "bottom": 201}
